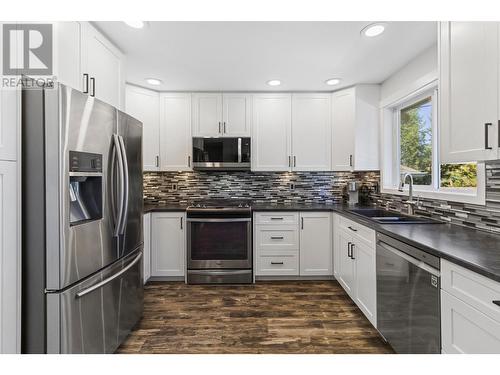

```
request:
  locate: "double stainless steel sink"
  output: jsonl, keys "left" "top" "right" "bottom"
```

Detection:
{"left": 347, "top": 208, "right": 441, "bottom": 224}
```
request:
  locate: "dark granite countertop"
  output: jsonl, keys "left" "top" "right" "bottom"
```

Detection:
{"left": 143, "top": 201, "right": 500, "bottom": 282}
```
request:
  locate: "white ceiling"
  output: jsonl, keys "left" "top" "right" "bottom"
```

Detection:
{"left": 94, "top": 21, "right": 437, "bottom": 92}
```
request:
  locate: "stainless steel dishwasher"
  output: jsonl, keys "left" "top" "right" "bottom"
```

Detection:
{"left": 376, "top": 233, "right": 441, "bottom": 354}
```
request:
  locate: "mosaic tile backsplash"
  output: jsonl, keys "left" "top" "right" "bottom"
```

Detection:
{"left": 143, "top": 171, "right": 380, "bottom": 205}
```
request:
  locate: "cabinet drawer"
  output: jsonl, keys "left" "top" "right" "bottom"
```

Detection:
{"left": 254, "top": 212, "right": 299, "bottom": 225}
{"left": 255, "top": 225, "right": 299, "bottom": 251}
{"left": 442, "top": 290, "right": 500, "bottom": 354}
{"left": 338, "top": 215, "right": 375, "bottom": 246}
{"left": 441, "top": 259, "right": 500, "bottom": 323}
{"left": 256, "top": 253, "right": 299, "bottom": 276}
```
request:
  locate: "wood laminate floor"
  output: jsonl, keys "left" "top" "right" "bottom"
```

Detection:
{"left": 117, "top": 281, "right": 393, "bottom": 354}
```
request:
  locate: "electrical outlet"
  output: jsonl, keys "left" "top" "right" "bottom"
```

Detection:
{"left": 289, "top": 183, "right": 295, "bottom": 191}
{"left": 170, "top": 183, "right": 178, "bottom": 192}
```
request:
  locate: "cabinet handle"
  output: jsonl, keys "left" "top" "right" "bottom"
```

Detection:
{"left": 180, "top": 217, "right": 183, "bottom": 230}
{"left": 271, "top": 261, "right": 284, "bottom": 265}
{"left": 493, "top": 301, "right": 500, "bottom": 307}
{"left": 348, "top": 226, "right": 358, "bottom": 232}
{"left": 270, "top": 236, "right": 284, "bottom": 240}
{"left": 288, "top": 156, "right": 291, "bottom": 168}
{"left": 270, "top": 217, "right": 283, "bottom": 220}
{"left": 90, "top": 77, "right": 96, "bottom": 97}
{"left": 293, "top": 156, "right": 297, "bottom": 167}
{"left": 498, "top": 120, "right": 500, "bottom": 147}
{"left": 349, "top": 154, "right": 353, "bottom": 167}
{"left": 219, "top": 122, "right": 222, "bottom": 134}
{"left": 155, "top": 155, "right": 159, "bottom": 167}
{"left": 485, "top": 123, "right": 492, "bottom": 150}
{"left": 188, "top": 156, "right": 191, "bottom": 167}
{"left": 223, "top": 122, "right": 226, "bottom": 133}
{"left": 347, "top": 241, "right": 352, "bottom": 257}
{"left": 83, "top": 73, "right": 89, "bottom": 94}
{"left": 350, "top": 243, "right": 355, "bottom": 260}
{"left": 301, "top": 217, "right": 304, "bottom": 230}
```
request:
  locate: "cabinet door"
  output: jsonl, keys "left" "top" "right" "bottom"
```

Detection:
{"left": 292, "top": 94, "right": 331, "bottom": 171}
{"left": 81, "top": 22, "right": 125, "bottom": 109}
{"left": 53, "top": 22, "right": 81, "bottom": 90}
{"left": 151, "top": 213, "right": 185, "bottom": 277}
{"left": 299, "top": 212, "right": 332, "bottom": 276}
{"left": 222, "top": 93, "right": 252, "bottom": 136}
{"left": 337, "top": 229, "right": 356, "bottom": 297}
{"left": 143, "top": 213, "right": 151, "bottom": 284}
{"left": 192, "top": 93, "right": 222, "bottom": 136}
{"left": 252, "top": 94, "right": 292, "bottom": 171}
{"left": 441, "top": 290, "right": 500, "bottom": 353}
{"left": 0, "top": 161, "right": 19, "bottom": 353}
{"left": 352, "top": 240, "right": 377, "bottom": 327}
{"left": 332, "top": 88, "right": 356, "bottom": 171}
{"left": 125, "top": 85, "right": 160, "bottom": 171}
{"left": 159, "top": 93, "right": 192, "bottom": 171}
{"left": 440, "top": 22, "right": 499, "bottom": 162}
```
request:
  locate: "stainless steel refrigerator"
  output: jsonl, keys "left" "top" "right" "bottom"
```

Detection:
{"left": 22, "top": 82, "right": 144, "bottom": 353}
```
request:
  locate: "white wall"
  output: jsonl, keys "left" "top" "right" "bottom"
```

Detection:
{"left": 380, "top": 44, "right": 438, "bottom": 106}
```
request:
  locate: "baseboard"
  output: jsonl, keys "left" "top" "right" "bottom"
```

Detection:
{"left": 255, "top": 275, "right": 335, "bottom": 281}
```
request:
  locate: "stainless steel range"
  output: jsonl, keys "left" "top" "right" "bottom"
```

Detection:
{"left": 186, "top": 200, "right": 252, "bottom": 284}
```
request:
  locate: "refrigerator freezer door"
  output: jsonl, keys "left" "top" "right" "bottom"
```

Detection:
{"left": 117, "top": 111, "right": 143, "bottom": 258}
{"left": 47, "top": 249, "right": 143, "bottom": 354}
{"left": 46, "top": 85, "right": 120, "bottom": 290}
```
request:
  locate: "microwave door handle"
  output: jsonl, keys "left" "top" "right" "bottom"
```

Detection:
{"left": 118, "top": 135, "right": 129, "bottom": 235}
{"left": 113, "top": 134, "right": 125, "bottom": 237}
{"left": 238, "top": 138, "right": 242, "bottom": 163}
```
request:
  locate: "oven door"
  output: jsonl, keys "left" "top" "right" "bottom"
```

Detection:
{"left": 187, "top": 218, "right": 252, "bottom": 269}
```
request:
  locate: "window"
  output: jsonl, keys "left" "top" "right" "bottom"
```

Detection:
{"left": 382, "top": 84, "right": 482, "bottom": 204}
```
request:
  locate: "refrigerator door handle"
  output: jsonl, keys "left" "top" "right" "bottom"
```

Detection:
{"left": 118, "top": 135, "right": 129, "bottom": 235}
{"left": 75, "top": 252, "right": 142, "bottom": 299}
{"left": 113, "top": 134, "right": 125, "bottom": 237}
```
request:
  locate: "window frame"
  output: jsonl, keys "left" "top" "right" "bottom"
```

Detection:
{"left": 380, "top": 81, "right": 486, "bottom": 205}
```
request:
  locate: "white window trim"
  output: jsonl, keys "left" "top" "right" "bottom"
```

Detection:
{"left": 380, "top": 80, "right": 486, "bottom": 205}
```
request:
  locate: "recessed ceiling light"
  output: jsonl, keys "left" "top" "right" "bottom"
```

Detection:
{"left": 124, "top": 21, "right": 145, "bottom": 29}
{"left": 267, "top": 80, "right": 281, "bottom": 86}
{"left": 145, "top": 78, "right": 162, "bottom": 86}
{"left": 361, "top": 22, "right": 387, "bottom": 38}
{"left": 325, "top": 78, "right": 341, "bottom": 86}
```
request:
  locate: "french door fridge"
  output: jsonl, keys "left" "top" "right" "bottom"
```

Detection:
{"left": 22, "top": 82, "right": 144, "bottom": 353}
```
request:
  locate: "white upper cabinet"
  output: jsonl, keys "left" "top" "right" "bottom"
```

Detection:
{"left": 222, "top": 93, "right": 252, "bottom": 136}
{"left": 192, "top": 93, "right": 223, "bottom": 136}
{"left": 81, "top": 22, "right": 125, "bottom": 109}
{"left": 159, "top": 93, "right": 192, "bottom": 171}
{"left": 125, "top": 85, "right": 160, "bottom": 171}
{"left": 292, "top": 94, "right": 332, "bottom": 171}
{"left": 439, "top": 22, "right": 500, "bottom": 162}
{"left": 252, "top": 94, "right": 292, "bottom": 171}
{"left": 331, "top": 85, "right": 379, "bottom": 171}
{"left": 53, "top": 22, "right": 82, "bottom": 91}
{"left": 299, "top": 212, "right": 332, "bottom": 276}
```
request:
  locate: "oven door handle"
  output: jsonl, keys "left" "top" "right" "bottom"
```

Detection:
{"left": 187, "top": 218, "right": 251, "bottom": 223}
{"left": 377, "top": 240, "right": 440, "bottom": 277}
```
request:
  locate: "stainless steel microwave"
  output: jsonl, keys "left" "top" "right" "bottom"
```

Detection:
{"left": 192, "top": 137, "right": 251, "bottom": 171}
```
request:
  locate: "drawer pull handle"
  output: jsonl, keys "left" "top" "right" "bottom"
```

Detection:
{"left": 270, "top": 236, "right": 284, "bottom": 240}
{"left": 271, "top": 261, "right": 284, "bottom": 265}
{"left": 270, "top": 217, "right": 284, "bottom": 220}
{"left": 493, "top": 301, "right": 500, "bottom": 307}
{"left": 348, "top": 226, "right": 358, "bottom": 232}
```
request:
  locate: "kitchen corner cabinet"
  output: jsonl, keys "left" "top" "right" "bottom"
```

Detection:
{"left": 439, "top": 22, "right": 500, "bottom": 163}
{"left": 159, "top": 93, "right": 192, "bottom": 171}
{"left": 192, "top": 93, "right": 252, "bottom": 137}
{"left": 125, "top": 85, "right": 160, "bottom": 171}
{"left": 299, "top": 212, "right": 332, "bottom": 276}
{"left": 143, "top": 213, "right": 151, "bottom": 284}
{"left": 151, "top": 212, "right": 186, "bottom": 277}
{"left": 333, "top": 214, "right": 377, "bottom": 327}
{"left": 331, "top": 85, "right": 380, "bottom": 171}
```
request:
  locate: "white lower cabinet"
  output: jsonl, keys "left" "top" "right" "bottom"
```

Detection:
{"left": 151, "top": 212, "right": 186, "bottom": 277}
{"left": 143, "top": 213, "right": 151, "bottom": 283}
{"left": 441, "top": 259, "right": 500, "bottom": 353}
{"left": 299, "top": 212, "right": 332, "bottom": 276}
{"left": 333, "top": 213, "right": 377, "bottom": 327}
{"left": 254, "top": 211, "right": 332, "bottom": 278}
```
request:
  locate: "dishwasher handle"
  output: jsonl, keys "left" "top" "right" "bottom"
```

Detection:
{"left": 377, "top": 240, "right": 440, "bottom": 277}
